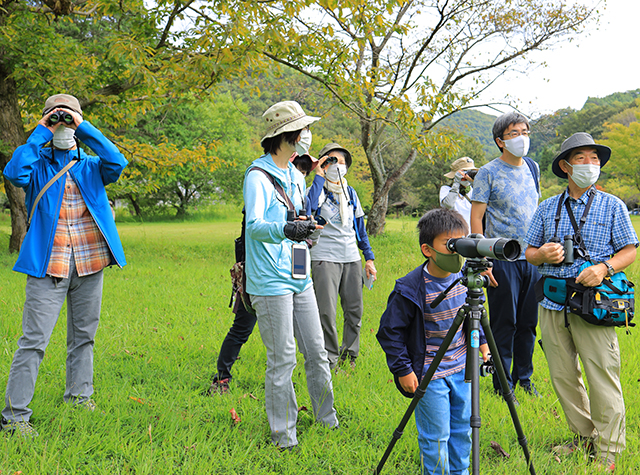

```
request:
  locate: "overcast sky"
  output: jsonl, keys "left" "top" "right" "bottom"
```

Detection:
{"left": 483, "top": 1, "right": 639, "bottom": 118}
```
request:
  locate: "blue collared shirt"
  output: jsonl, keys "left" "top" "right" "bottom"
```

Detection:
{"left": 525, "top": 186, "right": 638, "bottom": 310}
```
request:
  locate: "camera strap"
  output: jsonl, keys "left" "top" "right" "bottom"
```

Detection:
{"left": 553, "top": 187, "right": 596, "bottom": 261}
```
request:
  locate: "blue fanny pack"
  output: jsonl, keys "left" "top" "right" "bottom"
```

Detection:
{"left": 540, "top": 262, "right": 635, "bottom": 329}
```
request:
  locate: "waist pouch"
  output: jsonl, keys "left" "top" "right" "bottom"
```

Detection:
{"left": 537, "top": 262, "right": 635, "bottom": 329}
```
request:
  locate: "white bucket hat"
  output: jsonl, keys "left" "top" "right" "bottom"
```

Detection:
{"left": 444, "top": 157, "right": 477, "bottom": 179}
{"left": 261, "top": 101, "right": 320, "bottom": 143}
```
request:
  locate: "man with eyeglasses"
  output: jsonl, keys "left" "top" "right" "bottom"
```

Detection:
{"left": 470, "top": 111, "right": 541, "bottom": 400}
{"left": 524, "top": 133, "right": 636, "bottom": 471}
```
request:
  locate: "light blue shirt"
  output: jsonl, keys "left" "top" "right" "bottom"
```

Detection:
{"left": 243, "top": 154, "right": 312, "bottom": 296}
{"left": 472, "top": 157, "right": 540, "bottom": 258}
{"left": 525, "top": 187, "right": 638, "bottom": 310}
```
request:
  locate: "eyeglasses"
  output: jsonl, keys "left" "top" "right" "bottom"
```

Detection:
{"left": 502, "top": 130, "right": 531, "bottom": 139}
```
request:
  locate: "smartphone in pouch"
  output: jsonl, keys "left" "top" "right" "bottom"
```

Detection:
{"left": 291, "top": 243, "right": 310, "bottom": 279}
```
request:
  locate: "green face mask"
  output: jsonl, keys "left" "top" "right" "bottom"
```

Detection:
{"left": 426, "top": 244, "right": 465, "bottom": 273}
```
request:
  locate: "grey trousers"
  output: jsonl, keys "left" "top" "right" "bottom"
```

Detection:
{"left": 311, "top": 260, "right": 363, "bottom": 367}
{"left": 2, "top": 257, "right": 103, "bottom": 423}
{"left": 250, "top": 286, "right": 338, "bottom": 448}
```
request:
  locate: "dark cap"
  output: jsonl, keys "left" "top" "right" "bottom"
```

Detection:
{"left": 552, "top": 132, "right": 610, "bottom": 178}
{"left": 43, "top": 94, "right": 83, "bottom": 116}
{"left": 318, "top": 142, "right": 352, "bottom": 168}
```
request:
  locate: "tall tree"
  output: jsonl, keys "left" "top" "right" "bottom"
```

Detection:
{"left": 600, "top": 102, "right": 640, "bottom": 196}
{"left": 201, "top": 0, "right": 597, "bottom": 234}
{"left": 0, "top": 0, "right": 249, "bottom": 251}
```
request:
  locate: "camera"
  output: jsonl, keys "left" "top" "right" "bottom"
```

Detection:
{"left": 465, "top": 169, "right": 478, "bottom": 180}
{"left": 549, "top": 235, "right": 574, "bottom": 265}
{"left": 48, "top": 109, "right": 74, "bottom": 126}
{"left": 321, "top": 156, "right": 338, "bottom": 169}
{"left": 446, "top": 234, "right": 521, "bottom": 261}
{"left": 479, "top": 356, "right": 494, "bottom": 377}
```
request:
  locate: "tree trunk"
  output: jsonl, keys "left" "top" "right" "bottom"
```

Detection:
{"left": 0, "top": 61, "right": 28, "bottom": 253}
{"left": 127, "top": 194, "right": 143, "bottom": 217}
{"left": 367, "top": 191, "right": 388, "bottom": 236}
{"left": 365, "top": 147, "right": 418, "bottom": 236}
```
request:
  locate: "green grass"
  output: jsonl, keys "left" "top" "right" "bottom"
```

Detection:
{"left": 0, "top": 213, "right": 639, "bottom": 474}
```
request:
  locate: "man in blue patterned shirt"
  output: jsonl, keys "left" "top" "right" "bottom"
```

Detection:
{"left": 525, "top": 132, "right": 638, "bottom": 472}
{"left": 470, "top": 111, "right": 541, "bottom": 398}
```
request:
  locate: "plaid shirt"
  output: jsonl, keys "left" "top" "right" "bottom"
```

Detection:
{"left": 525, "top": 187, "right": 638, "bottom": 310}
{"left": 47, "top": 174, "right": 112, "bottom": 278}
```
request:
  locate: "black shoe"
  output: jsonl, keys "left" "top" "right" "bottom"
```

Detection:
{"left": 520, "top": 381, "right": 540, "bottom": 397}
{"left": 206, "top": 377, "right": 230, "bottom": 396}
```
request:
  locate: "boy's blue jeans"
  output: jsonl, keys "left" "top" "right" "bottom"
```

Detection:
{"left": 415, "top": 369, "right": 471, "bottom": 475}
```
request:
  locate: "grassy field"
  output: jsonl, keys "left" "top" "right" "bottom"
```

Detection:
{"left": 0, "top": 212, "right": 639, "bottom": 474}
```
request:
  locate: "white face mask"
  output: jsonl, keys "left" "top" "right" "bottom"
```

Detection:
{"left": 502, "top": 135, "right": 530, "bottom": 158}
{"left": 326, "top": 163, "right": 347, "bottom": 182}
{"left": 566, "top": 163, "right": 600, "bottom": 188}
{"left": 53, "top": 126, "right": 76, "bottom": 150}
{"left": 295, "top": 128, "right": 312, "bottom": 155}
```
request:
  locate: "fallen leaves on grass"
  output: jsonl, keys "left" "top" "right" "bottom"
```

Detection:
{"left": 298, "top": 406, "right": 308, "bottom": 412}
{"left": 129, "top": 396, "right": 145, "bottom": 404}
{"left": 489, "top": 441, "right": 510, "bottom": 459}
{"left": 230, "top": 408, "right": 241, "bottom": 424}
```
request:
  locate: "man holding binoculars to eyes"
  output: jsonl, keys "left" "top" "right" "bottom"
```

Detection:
{"left": 525, "top": 133, "right": 638, "bottom": 472}
{"left": 1, "top": 94, "right": 128, "bottom": 438}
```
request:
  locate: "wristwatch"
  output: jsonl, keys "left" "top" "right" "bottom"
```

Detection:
{"left": 602, "top": 261, "right": 615, "bottom": 277}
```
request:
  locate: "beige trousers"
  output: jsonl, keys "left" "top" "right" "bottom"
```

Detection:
{"left": 539, "top": 306, "right": 626, "bottom": 459}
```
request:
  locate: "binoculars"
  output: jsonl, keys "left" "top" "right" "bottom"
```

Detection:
{"left": 48, "top": 109, "right": 74, "bottom": 126}
{"left": 549, "top": 235, "right": 574, "bottom": 265}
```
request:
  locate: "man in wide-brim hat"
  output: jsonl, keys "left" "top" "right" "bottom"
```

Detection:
{"left": 524, "top": 132, "right": 638, "bottom": 472}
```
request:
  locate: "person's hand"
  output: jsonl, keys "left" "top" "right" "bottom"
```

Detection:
{"left": 284, "top": 219, "right": 318, "bottom": 242}
{"left": 398, "top": 372, "right": 418, "bottom": 394}
{"left": 38, "top": 110, "right": 63, "bottom": 134}
{"left": 482, "top": 267, "right": 498, "bottom": 287}
{"left": 536, "top": 242, "right": 565, "bottom": 265}
{"left": 453, "top": 171, "right": 464, "bottom": 185}
{"left": 576, "top": 263, "right": 608, "bottom": 287}
{"left": 315, "top": 156, "right": 329, "bottom": 177}
{"left": 65, "top": 109, "right": 84, "bottom": 130}
{"left": 365, "top": 259, "right": 377, "bottom": 281}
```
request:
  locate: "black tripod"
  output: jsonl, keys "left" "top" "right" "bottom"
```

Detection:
{"left": 374, "top": 258, "right": 535, "bottom": 475}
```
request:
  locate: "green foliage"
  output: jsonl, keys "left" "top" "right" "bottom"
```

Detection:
{"left": 395, "top": 132, "right": 487, "bottom": 213}
{"left": 435, "top": 110, "right": 498, "bottom": 160}
{"left": 108, "top": 93, "right": 257, "bottom": 218}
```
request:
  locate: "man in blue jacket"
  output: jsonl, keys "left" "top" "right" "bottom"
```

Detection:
{"left": 1, "top": 94, "right": 128, "bottom": 438}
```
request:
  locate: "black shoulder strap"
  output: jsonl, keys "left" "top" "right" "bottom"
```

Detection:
{"left": 523, "top": 156, "right": 539, "bottom": 194}
{"left": 249, "top": 166, "right": 294, "bottom": 211}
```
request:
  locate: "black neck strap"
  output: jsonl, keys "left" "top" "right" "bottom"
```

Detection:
{"left": 554, "top": 186, "right": 596, "bottom": 260}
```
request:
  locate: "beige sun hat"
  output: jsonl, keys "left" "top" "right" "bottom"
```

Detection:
{"left": 43, "top": 94, "right": 83, "bottom": 116}
{"left": 261, "top": 101, "right": 320, "bottom": 143}
{"left": 444, "top": 156, "right": 477, "bottom": 179}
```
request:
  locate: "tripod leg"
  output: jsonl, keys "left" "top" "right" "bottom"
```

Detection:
{"left": 374, "top": 307, "right": 466, "bottom": 475}
{"left": 481, "top": 311, "right": 536, "bottom": 475}
{"left": 466, "top": 309, "right": 481, "bottom": 475}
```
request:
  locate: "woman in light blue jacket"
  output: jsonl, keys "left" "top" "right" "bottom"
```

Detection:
{"left": 243, "top": 101, "right": 338, "bottom": 449}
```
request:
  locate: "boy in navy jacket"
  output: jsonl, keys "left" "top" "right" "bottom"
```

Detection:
{"left": 377, "top": 208, "right": 488, "bottom": 475}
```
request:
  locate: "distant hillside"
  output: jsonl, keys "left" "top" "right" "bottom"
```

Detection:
{"left": 436, "top": 109, "right": 497, "bottom": 159}
{"left": 584, "top": 89, "right": 640, "bottom": 108}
